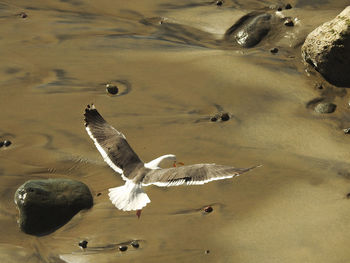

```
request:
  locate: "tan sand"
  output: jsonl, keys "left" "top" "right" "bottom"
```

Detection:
{"left": 0, "top": 0, "right": 350, "bottom": 262}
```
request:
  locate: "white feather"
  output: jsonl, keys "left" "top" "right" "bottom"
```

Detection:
{"left": 108, "top": 181, "right": 151, "bottom": 211}
{"left": 144, "top": 154, "right": 176, "bottom": 169}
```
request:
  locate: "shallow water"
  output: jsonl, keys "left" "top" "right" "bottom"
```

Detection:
{"left": 1, "top": 0, "right": 350, "bottom": 262}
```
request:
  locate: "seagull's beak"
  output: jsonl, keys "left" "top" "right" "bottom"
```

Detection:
{"left": 136, "top": 209, "right": 142, "bottom": 219}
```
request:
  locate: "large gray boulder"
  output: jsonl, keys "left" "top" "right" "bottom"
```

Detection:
{"left": 14, "top": 179, "right": 93, "bottom": 235}
{"left": 301, "top": 6, "right": 350, "bottom": 87}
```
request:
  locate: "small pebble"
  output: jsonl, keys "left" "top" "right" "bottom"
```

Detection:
{"left": 216, "top": 0, "right": 223, "bottom": 6}
{"left": 277, "top": 7, "right": 282, "bottom": 11}
{"left": 270, "top": 47, "right": 279, "bottom": 54}
{"left": 205, "top": 250, "right": 210, "bottom": 254}
{"left": 220, "top": 113, "right": 230, "bottom": 121}
{"left": 204, "top": 206, "right": 213, "bottom": 213}
{"left": 119, "top": 245, "right": 128, "bottom": 252}
{"left": 343, "top": 128, "right": 350, "bottom": 134}
{"left": 210, "top": 116, "right": 218, "bottom": 122}
{"left": 96, "top": 192, "right": 102, "bottom": 196}
{"left": 0, "top": 141, "right": 4, "bottom": 148}
{"left": 106, "top": 84, "right": 119, "bottom": 95}
{"left": 131, "top": 241, "right": 139, "bottom": 248}
{"left": 19, "top": 12, "right": 28, "bottom": 18}
{"left": 79, "top": 240, "right": 88, "bottom": 249}
{"left": 314, "top": 102, "right": 336, "bottom": 114}
{"left": 347, "top": 193, "right": 350, "bottom": 199}
{"left": 285, "top": 3, "right": 292, "bottom": 9}
{"left": 3, "top": 140, "right": 11, "bottom": 147}
{"left": 284, "top": 18, "right": 294, "bottom": 27}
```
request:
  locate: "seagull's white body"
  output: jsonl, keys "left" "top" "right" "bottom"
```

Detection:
{"left": 84, "top": 104, "right": 260, "bottom": 212}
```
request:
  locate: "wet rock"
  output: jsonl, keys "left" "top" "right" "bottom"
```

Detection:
{"left": 204, "top": 206, "right": 213, "bottom": 213}
{"left": 226, "top": 13, "right": 272, "bottom": 48}
{"left": 301, "top": 7, "right": 350, "bottom": 87}
{"left": 314, "top": 102, "right": 336, "bottom": 113}
{"left": 3, "top": 140, "right": 11, "bottom": 147}
{"left": 14, "top": 179, "right": 93, "bottom": 235}
{"left": 106, "top": 84, "right": 119, "bottom": 95}
{"left": 270, "top": 47, "right": 279, "bottom": 53}
{"left": 284, "top": 18, "right": 294, "bottom": 27}
{"left": 216, "top": 0, "right": 223, "bottom": 6}
{"left": 19, "top": 12, "right": 27, "bottom": 18}
{"left": 79, "top": 240, "right": 88, "bottom": 249}
{"left": 131, "top": 241, "right": 139, "bottom": 248}
{"left": 220, "top": 112, "right": 230, "bottom": 121}
{"left": 119, "top": 245, "right": 128, "bottom": 252}
{"left": 285, "top": 3, "right": 292, "bottom": 9}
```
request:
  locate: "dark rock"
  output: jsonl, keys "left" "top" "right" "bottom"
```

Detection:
{"left": 14, "top": 179, "right": 93, "bottom": 235}
{"left": 131, "top": 241, "right": 139, "bottom": 248}
{"left": 3, "top": 140, "right": 11, "bottom": 147}
{"left": 220, "top": 113, "right": 230, "bottom": 121}
{"left": 314, "top": 102, "right": 336, "bottom": 113}
{"left": 96, "top": 192, "right": 102, "bottom": 196}
{"left": 216, "top": 0, "right": 223, "bottom": 6}
{"left": 301, "top": 7, "right": 350, "bottom": 87}
{"left": 277, "top": 7, "right": 282, "bottom": 11}
{"left": 79, "top": 240, "right": 88, "bottom": 249}
{"left": 210, "top": 114, "right": 219, "bottom": 122}
{"left": 0, "top": 141, "right": 4, "bottom": 148}
{"left": 226, "top": 13, "right": 272, "bottom": 48}
{"left": 106, "top": 84, "right": 119, "bottom": 95}
{"left": 270, "top": 47, "right": 279, "bottom": 54}
{"left": 284, "top": 18, "right": 294, "bottom": 27}
{"left": 285, "top": 3, "right": 292, "bottom": 9}
{"left": 119, "top": 245, "right": 128, "bottom": 252}
{"left": 19, "top": 12, "right": 28, "bottom": 18}
{"left": 204, "top": 206, "right": 213, "bottom": 213}
{"left": 205, "top": 250, "right": 210, "bottom": 254}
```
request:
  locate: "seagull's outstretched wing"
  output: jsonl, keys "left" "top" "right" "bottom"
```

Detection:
{"left": 84, "top": 104, "right": 143, "bottom": 179}
{"left": 142, "top": 163, "right": 261, "bottom": 187}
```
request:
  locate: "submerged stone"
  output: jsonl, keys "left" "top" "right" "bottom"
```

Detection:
{"left": 314, "top": 102, "right": 336, "bottom": 114}
{"left": 14, "top": 179, "right": 93, "bottom": 235}
{"left": 119, "top": 245, "right": 128, "bottom": 252}
{"left": 226, "top": 13, "right": 272, "bottom": 48}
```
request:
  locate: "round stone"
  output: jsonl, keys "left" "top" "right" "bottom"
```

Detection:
{"left": 204, "top": 206, "right": 213, "bottom": 213}
{"left": 285, "top": 3, "right": 292, "bottom": 9}
{"left": 131, "top": 241, "right": 139, "bottom": 248}
{"left": 220, "top": 113, "right": 230, "bottom": 121}
{"left": 106, "top": 84, "right": 119, "bottom": 95}
{"left": 284, "top": 18, "right": 294, "bottom": 27}
{"left": 79, "top": 240, "right": 88, "bottom": 249}
{"left": 216, "top": 0, "right": 223, "bottom": 6}
{"left": 270, "top": 47, "right": 279, "bottom": 54}
{"left": 314, "top": 102, "right": 336, "bottom": 114}
{"left": 3, "top": 140, "right": 12, "bottom": 147}
{"left": 119, "top": 245, "right": 128, "bottom": 252}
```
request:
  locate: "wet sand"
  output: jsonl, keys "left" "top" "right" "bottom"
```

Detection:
{"left": 1, "top": 0, "right": 350, "bottom": 262}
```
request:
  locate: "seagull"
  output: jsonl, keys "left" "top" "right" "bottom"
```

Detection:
{"left": 84, "top": 104, "right": 260, "bottom": 215}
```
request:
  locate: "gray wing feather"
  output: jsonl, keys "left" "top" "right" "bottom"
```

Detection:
{"left": 84, "top": 104, "right": 143, "bottom": 178}
{"left": 142, "top": 164, "right": 260, "bottom": 187}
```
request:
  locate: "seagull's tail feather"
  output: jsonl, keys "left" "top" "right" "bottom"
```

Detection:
{"left": 108, "top": 181, "right": 150, "bottom": 211}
